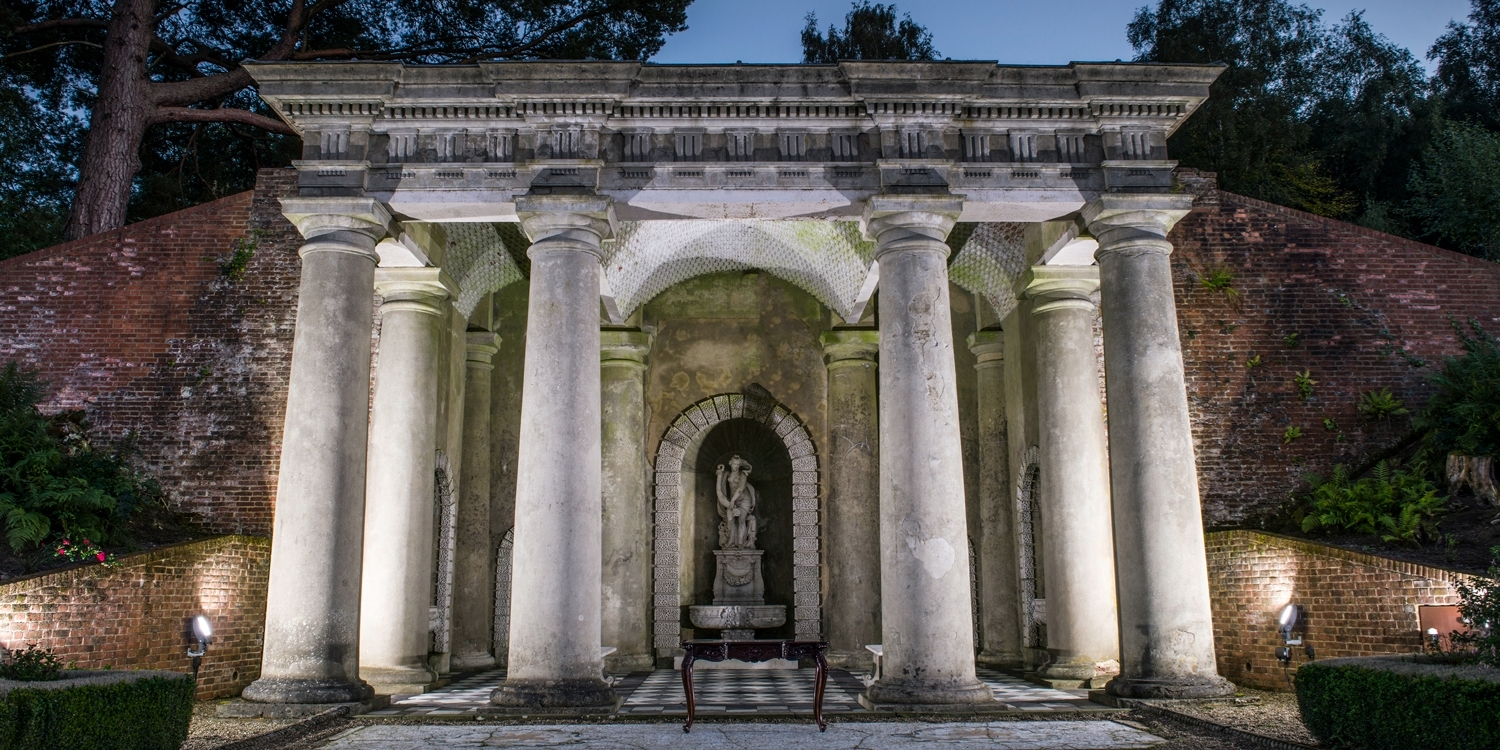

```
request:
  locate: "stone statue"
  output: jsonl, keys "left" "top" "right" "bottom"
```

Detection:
{"left": 715, "top": 455, "right": 758, "bottom": 550}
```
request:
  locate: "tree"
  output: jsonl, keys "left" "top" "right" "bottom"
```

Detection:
{"left": 2, "top": 0, "right": 692, "bottom": 243}
{"left": 1406, "top": 121, "right": 1500, "bottom": 260}
{"left": 801, "top": 1, "right": 936, "bottom": 63}
{"left": 1129, "top": 1, "right": 1429, "bottom": 222}
{"left": 1431, "top": 0, "right": 1500, "bottom": 130}
{"left": 0, "top": 71, "right": 80, "bottom": 260}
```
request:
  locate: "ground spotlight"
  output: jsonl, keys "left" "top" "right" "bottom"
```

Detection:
{"left": 188, "top": 615, "right": 213, "bottom": 679}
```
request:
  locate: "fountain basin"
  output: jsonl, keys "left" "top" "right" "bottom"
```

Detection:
{"left": 688, "top": 604, "right": 786, "bottom": 632}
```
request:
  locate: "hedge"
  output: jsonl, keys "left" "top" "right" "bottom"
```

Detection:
{"left": 0, "top": 670, "right": 194, "bottom": 750}
{"left": 1296, "top": 655, "right": 1500, "bottom": 750}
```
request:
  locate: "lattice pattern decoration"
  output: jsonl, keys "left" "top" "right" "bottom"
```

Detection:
{"left": 492, "top": 528, "right": 514, "bottom": 667}
{"left": 602, "top": 220, "right": 875, "bottom": 322}
{"left": 651, "top": 391, "right": 821, "bottom": 652}
{"left": 443, "top": 222, "right": 526, "bottom": 318}
{"left": 1016, "top": 447, "right": 1045, "bottom": 649}
{"left": 949, "top": 222, "right": 1028, "bottom": 320}
{"left": 429, "top": 454, "right": 455, "bottom": 654}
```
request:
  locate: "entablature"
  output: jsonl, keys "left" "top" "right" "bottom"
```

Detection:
{"left": 250, "top": 60, "right": 1220, "bottom": 223}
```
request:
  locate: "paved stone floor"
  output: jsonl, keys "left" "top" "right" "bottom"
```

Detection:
{"left": 368, "top": 667, "right": 1101, "bottom": 718}
{"left": 316, "top": 720, "right": 1166, "bottom": 749}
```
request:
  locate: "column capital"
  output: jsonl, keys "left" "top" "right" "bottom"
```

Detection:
{"left": 821, "top": 330, "right": 879, "bottom": 368}
{"left": 861, "top": 195, "right": 963, "bottom": 260}
{"left": 1081, "top": 194, "right": 1193, "bottom": 260}
{"left": 516, "top": 195, "right": 616, "bottom": 259}
{"left": 1019, "top": 265, "right": 1099, "bottom": 315}
{"left": 966, "top": 331, "right": 1005, "bottom": 369}
{"left": 601, "top": 329, "right": 652, "bottom": 369}
{"left": 465, "top": 332, "right": 502, "bottom": 366}
{"left": 280, "top": 197, "right": 392, "bottom": 255}
{"left": 375, "top": 267, "right": 458, "bottom": 317}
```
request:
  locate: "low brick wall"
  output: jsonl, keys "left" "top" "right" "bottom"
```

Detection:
{"left": 0, "top": 535, "right": 269, "bottom": 699}
{"left": 1206, "top": 529, "right": 1469, "bottom": 691}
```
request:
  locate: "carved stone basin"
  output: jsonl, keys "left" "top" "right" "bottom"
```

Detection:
{"left": 688, "top": 604, "right": 786, "bottom": 632}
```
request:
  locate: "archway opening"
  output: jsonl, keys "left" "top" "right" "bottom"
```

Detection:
{"left": 684, "top": 418, "right": 795, "bottom": 640}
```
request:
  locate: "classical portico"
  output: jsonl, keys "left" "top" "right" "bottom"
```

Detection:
{"left": 242, "top": 59, "right": 1232, "bottom": 709}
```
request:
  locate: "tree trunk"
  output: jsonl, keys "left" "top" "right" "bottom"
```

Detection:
{"left": 62, "top": 0, "right": 156, "bottom": 241}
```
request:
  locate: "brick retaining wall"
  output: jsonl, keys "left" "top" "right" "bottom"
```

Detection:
{"left": 1171, "top": 177, "right": 1500, "bottom": 523}
{"left": 0, "top": 536, "right": 270, "bottom": 699}
{"left": 1206, "top": 529, "right": 1470, "bottom": 691}
{"left": 0, "top": 171, "right": 305, "bottom": 536}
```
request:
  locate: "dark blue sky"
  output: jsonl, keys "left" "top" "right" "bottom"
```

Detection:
{"left": 653, "top": 0, "right": 1472, "bottom": 69}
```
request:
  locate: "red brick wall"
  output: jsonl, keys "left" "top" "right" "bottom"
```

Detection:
{"left": 0, "top": 535, "right": 270, "bottom": 699}
{"left": 0, "top": 170, "right": 304, "bottom": 535}
{"left": 1206, "top": 530, "right": 1468, "bottom": 691}
{"left": 1170, "top": 174, "right": 1500, "bottom": 524}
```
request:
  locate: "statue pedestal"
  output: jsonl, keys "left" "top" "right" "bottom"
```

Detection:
{"left": 689, "top": 549, "right": 786, "bottom": 643}
{"left": 712, "top": 549, "right": 767, "bottom": 604}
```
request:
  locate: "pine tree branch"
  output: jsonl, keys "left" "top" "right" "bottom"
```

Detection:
{"left": 151, "top": 106, "right": 296, "bottom": 135}
{"left": 11, "top": 18, "right": 110, "bottom": 35}
{"left": 4, "top": 40, "right": 103, "bottom": 58}
{"left": 150, "top": 68, "right": 254, "bottom": 106}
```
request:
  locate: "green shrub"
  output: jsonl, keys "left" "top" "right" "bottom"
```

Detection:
{"left": 1416, "top": 320, "right": 1500, "bottom": 461}
{"left": 1296, "top": 658, "right": 1500, "bottom": 749}
{"left": 0, "top": 671, "right": 194, "bottom": 750}
{"left": 0, "top": 646, "right": 61, "bottom": 682}
{"left": 0, "top": 363, "right": 164, "bottom": 555}
{"left": 1299, "top": 461, "right": 1448, "bottom": 544}
{"left": 1453, "top": 547, "right": 1500, "bottom": 666}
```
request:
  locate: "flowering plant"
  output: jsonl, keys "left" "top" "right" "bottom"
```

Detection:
{"left": 54, "top": 537, "right": 117, "bottom": 567}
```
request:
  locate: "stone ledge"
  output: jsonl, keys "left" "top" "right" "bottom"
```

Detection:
{"left": 217, "top": 695, "right": 389, "bottom": 718}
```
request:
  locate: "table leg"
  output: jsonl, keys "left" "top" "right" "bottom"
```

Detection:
{"left": 682, "top": 653, "right": 696, "bottom": 733}
{"left": 814, "top": 651, "right": 828, "bottom": 731}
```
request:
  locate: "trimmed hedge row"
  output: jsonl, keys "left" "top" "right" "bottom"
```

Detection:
{"left": 1296, "top": 655, "right": 1500, "bottom": 750}
{"left": 0, "top": 670, "right": 194, "bottom": 750}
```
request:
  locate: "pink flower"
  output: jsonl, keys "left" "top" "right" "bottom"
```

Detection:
{"left": 95, "top": 552, "right": 106, "bottom": 562}
{"left": 82, "top": 539, "right": 91, "bottom": 546}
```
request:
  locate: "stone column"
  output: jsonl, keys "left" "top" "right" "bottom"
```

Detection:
{"left": 863, "top": 197, "right": 991, "bottom": 706}
{"left": 821, "top": 330, "right": 881, "bottom": 671}
{"left": 1021, "top": 266, "right": 1120, "bottom": 687}
{"left": 359, "top": 267, "right": 456, "bottom": 694}
{"left": 967, "top": 331, "right": 1023, "bottom": 669}
{"left": 1084, "top": 195, "right": 1234, "bottom": 699}
{"left": 600, "top": 329, "right": 653, "bottom": 673}
{"left": 452, "top": 332, "right": 501, "bottom": 670}
{"left": 491, "top": 196, "right": 617, "bottom": 708}
{"left": 243, "top": 198, "right": 388, "bottom": 705}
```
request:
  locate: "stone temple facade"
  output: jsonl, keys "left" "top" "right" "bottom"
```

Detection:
{"left": 237, "top": 59, "right": 1235, "bottom": 709}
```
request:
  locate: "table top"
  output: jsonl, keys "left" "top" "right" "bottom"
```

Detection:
{"left": 682, "top": 640, "right": 829, "bottom": 662}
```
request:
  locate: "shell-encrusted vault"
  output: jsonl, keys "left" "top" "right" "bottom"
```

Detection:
{"left": 600, "top": 220, "right": 876, "bottom": 323}
{"left": 442, "top": 222, "right": 526, "bottom": 318}
{"left": 950, "top": 222, "right": 1028, "bottom": 320}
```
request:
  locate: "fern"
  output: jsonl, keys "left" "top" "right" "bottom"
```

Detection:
{"left": 1301, "top": 461, "right": 1448, "bottom": 545}
{"left": 0, "top": 363, "right": 161, "bottom": 554}
{"left": 1359, "top": 388, "right": 1409, "bottom": 420}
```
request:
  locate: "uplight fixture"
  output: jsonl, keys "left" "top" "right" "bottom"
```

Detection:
{"left": 188, "top": 615, "right": 214, "bottom": 679}
{"left": 1278, "top": 603, "right": 1301, "bottom": 643}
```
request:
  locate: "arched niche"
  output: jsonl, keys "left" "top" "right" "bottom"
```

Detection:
{"left": 651, "top": 389, "right": 820, "bottom": 654}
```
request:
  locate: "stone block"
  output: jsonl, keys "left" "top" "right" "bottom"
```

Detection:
{"left": 791, "top": 456, "right": 818, "bottom": 471}
{"left": 792, "top": 511, "right": 818, "bottom": 525}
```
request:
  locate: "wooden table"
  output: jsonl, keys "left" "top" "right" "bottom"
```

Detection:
{"left": 680, "top": 639, "right": 830, "bottom": 732}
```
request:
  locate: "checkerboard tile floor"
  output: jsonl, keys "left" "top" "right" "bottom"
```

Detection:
{"left": 616, "top": 667, "right": 863, "bottom": 715}
{"left": 366, "top": 669, "right": 507, "bottom": 717}
{"left": 975, "top": 667, "right": 1098, "bottom": 711}
{"left": 366, "top": 666, "right": 1098, "bottom": 717}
